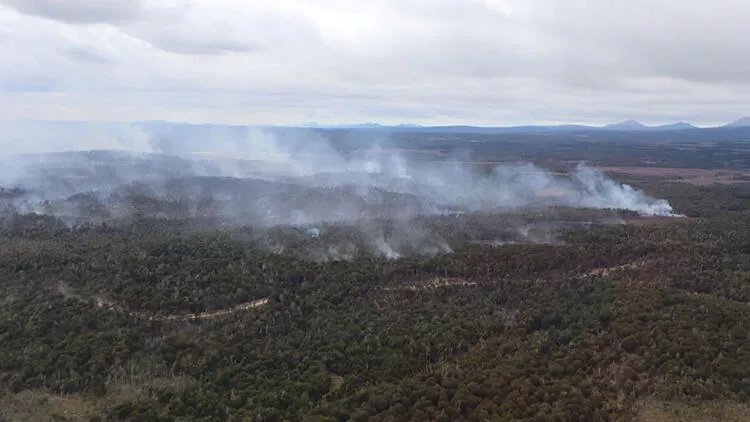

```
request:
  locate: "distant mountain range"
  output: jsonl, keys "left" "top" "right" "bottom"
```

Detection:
{"left": 305, "top": 117, "right": 750, "bottom": 133}
{"left": 725, "top": 117, "right": 750, "bottom": 128}
{"left": 602, "top": 120, "right": 697, "bottom": 131}
{"left": 3, "top": 118, "right": 750, "bottom": 148}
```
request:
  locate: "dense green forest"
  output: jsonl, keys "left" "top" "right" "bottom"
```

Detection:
{"left": 4, "top": 144, "right": 750, "bottom": 420}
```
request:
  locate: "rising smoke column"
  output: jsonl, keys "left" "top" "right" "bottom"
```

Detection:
{"left": 0, "top": 123, "right": 678, "bottom": 222}
{"left": 569, "top": 165, "right": 675, "bottom": 216}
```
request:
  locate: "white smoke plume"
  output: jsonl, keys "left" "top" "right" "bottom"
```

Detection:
{"left": 0, "top": 121, "right": 677, "bottom": 258}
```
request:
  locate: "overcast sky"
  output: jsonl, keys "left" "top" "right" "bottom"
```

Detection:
{"left": 0, "top": 0, "right": 748, "bottom": 126}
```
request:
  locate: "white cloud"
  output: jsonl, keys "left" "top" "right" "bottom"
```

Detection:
{"left": 0, "top": 0, "right": 142, "bottom": 23}
{"left": 0, "top": 0, "right": 749, "bottom": 125}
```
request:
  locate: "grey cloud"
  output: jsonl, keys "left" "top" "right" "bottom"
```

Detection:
{"left": 0, "top": 0, "right": 142, "bottom": 23}
{"left": 0, "top": 0, "right": 256, "bottom": 56}
{"left": 533, "top": 0, "right": 750, "bottom": 85}
{"left": 0, "top": 75, "right": 57, "bottom": 92}
{"left": 64, "top": 46, "right": 113, "bottom": 63}
{"left": 113, "top": 3, "right": 292, "bottom": 55}
{"left": 1, "top": 0, "right": 750, "bottom": 125}
{"left": 132, "top": 32, "right": 259, "bottom": 55}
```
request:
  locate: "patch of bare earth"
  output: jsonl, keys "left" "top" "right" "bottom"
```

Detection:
{"left": 0, "top": 376, "right": 198, "bottom": 421}
{"left": 55, "top": 280, "right": 82, "bottom": 301}
{"left": 0, "top": 390, "right": 98, "bottom": 421}
{"left": 623, "top": 216, "right": 693, "bottom": 226}
{"left": 383, "top": 277, "right": 478, "bottom": 292}
{"left": 470, "top": 240, "right": 523, "bottom": 247}
{"left": 151, "top": 298, "right": 269, "bottom": 321}
{"left": 635, "top": 399, "right": 750, "bottom": 421}
{"left": 601, "top": 166, "right": 750, "bottom": 185}
{"left": 581, "top": 260, "right": 649, "bottom": 278}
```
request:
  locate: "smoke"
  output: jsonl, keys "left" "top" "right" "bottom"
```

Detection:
{"left": 571, "top": 166, "right": 673, "bottom": 216}
{"left": 374, "top": 234, "right": 402, "bottom": 259}
{"left": 0, "top": 121, "right": 677, "bottom": 258}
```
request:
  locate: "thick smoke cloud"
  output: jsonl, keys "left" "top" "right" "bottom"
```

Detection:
{"left": 0, "top": 122, "right": 675, "bottom": 257}
{"left": 0, "top": 122, "right": 675, "bottom": 217}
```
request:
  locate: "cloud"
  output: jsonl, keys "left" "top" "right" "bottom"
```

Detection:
{"left": 115, "top": 1, "right": 267, "bottom": 55}
{"left": 135, "top": 35, "right": 257, "bottom": 55}
{"left": 0, "top": 0, "right": 749, "bottom": 125}
{"left": 0, "top": 75, "right": 57, "bottom": 92}
{"left": 0, "top": 0, "right": 142, "bottom": 23}
{"left": 64, "top": 46, "right": 113, "bottom": 64}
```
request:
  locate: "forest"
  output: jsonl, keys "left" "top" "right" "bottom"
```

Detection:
{"left": 2, "top": 134, "right": 750, "bottom": 421}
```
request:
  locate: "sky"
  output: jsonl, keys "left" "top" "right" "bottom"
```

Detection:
{"left": 0, "top": 0, "right": 748, "bottom": 126}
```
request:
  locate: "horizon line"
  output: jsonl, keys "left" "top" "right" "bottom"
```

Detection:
{"left": 2, "top": 117, "right": 750, "bottom": 130}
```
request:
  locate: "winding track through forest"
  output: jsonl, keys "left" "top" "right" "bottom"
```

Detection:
{"left": 148, "top": 298, "right": 269, "bottom": 321}
{"left": 580, "top": 260, "right": 649, "bottom": 278}
{"left": 56, "top": 280, "right": 268, "bottom": 321}
{"left": 381, "top": 277, "right": 478, "bottom": 292}
{"left": 55, "top": 259, "right": 644, "bottom": 322}
{"left": 383, "top": 259, "right": 649, "bottom": 293}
